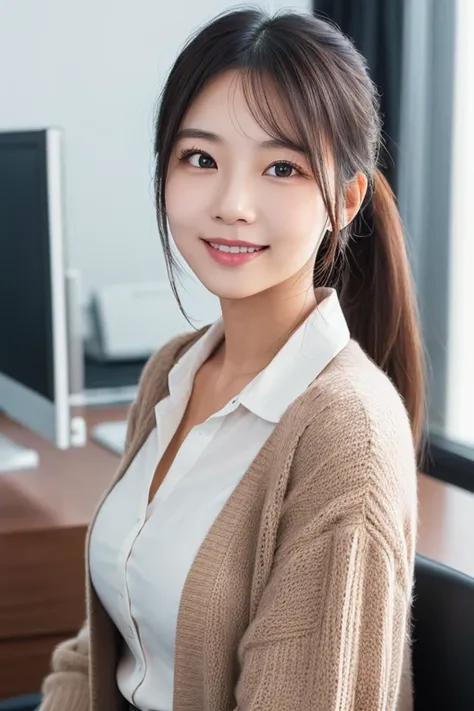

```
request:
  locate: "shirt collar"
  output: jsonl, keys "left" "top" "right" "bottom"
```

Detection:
{"left": 166, "top": 287, "right": 349, "bottom": 424}
{"left": 238, "top": 287, "right": 350, "bottom": 423}
{"left": 167, "top": 318, "right": 224, "bottom": 404}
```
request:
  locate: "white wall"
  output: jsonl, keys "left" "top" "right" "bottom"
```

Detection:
{"left": 0, "top": 0, "right": 309, "bottom": 330}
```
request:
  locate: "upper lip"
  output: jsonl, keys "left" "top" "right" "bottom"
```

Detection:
{"left": 202, "top": 237, "right": 268, "bottom": 248}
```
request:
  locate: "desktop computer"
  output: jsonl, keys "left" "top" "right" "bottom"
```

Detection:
{"left": 0, "top": 128, "right": 85, "bottom": 471}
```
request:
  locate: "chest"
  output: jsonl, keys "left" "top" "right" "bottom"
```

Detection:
{"left": 88, "top": 432, "right": 278, "bottom": 711}
{"left": 148, "top": 365, "right": 247, "bottom": 504}
{"left": 89, "top": 410, "right": 278, "bottom": 680}
{"left": 87, "top": 389, "right": 298, "bottom": 711}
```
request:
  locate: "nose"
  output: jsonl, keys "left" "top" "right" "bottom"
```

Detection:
{"left": 212, "top": 171, "right": 257, "bottom": 225}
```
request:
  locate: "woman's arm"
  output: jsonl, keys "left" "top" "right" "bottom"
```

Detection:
{"left": 233, "top": 519, "right": 413, "bottom": 710}
{"left": 38, "top": 400, "right": 139, "bottom": 711}
{"left": 38, "top": 624, "right": 90, "bottom": 711}
{"left": 232, "top": 395, "right": 417, "bottom": 711}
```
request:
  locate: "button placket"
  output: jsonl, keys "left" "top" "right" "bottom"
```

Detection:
{"left": 122, "top": 521, "right": 148, "bottom": 699}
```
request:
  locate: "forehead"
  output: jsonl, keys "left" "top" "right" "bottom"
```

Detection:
{"left": 180, "top": 70, "right": 292, "bottom": 144}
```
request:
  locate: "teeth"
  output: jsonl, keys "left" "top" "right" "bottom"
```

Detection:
{"left": 209, "top": 242, "right": 262, "bottom": 254}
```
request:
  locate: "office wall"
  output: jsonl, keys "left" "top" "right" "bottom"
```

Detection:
{"left": 0, "top": 0, "right": 309, "bottom": 331}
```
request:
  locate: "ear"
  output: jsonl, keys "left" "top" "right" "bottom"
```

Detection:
{"left": 342, "top": 172, "right": 368, "bottom": 229}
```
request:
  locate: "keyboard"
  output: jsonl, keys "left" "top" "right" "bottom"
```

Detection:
{"left": 92, "top": 420, "right": 127, "bottom": 455}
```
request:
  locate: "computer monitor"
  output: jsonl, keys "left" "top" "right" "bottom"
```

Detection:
{"left": 0, "top": 128, "right": 73, "bottom": 470}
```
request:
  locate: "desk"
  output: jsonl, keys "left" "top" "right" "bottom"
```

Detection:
{"left": 1, "top": 407, "right": 474, "bottom": 697}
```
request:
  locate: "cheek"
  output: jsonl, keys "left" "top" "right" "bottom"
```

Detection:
{"left": 266, "top": 190, "right": 326, "bottom": 258}
{"left": 165, "top": 172, "right": 203, "bottom": 237}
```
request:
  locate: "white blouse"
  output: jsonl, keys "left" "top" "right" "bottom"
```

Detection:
{"left": 89, "top": 287, "right": 350, "bottom": 711}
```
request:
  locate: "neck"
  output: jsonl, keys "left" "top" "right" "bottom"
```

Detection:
{"left": 215, "top": 275, "right": 317, "bottom": 380}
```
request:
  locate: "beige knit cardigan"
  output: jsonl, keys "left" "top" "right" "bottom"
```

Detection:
{"left": 39, "top": 330, "right": 417, "bottom": 711}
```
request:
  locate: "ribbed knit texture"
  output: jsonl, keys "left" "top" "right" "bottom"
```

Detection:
{"left": 38, "top": 331, "right": 417, "bottom": 711}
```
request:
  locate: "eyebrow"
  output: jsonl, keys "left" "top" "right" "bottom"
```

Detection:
{"left": 175, "top": 128, "right": 307, "bottom": 154}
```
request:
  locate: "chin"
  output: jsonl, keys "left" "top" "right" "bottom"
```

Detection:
{"left": 185, "top": 264, "right": 269, "bottom": 300}
{"left": 199, "top": 277, "right": 264, "bottom": 301}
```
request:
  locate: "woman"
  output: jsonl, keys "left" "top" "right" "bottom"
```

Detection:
{"left": 40, "top": 8, "right": 424, "bottom": 711}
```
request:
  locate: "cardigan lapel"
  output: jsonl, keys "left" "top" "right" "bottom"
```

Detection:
{"left": 86, "top": 416, "right": 156, "bottom": 711}
{"left": 85, "top": 328, "right": 207, "bottom": 711}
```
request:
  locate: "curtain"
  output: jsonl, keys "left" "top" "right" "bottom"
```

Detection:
{"left": 313, "top": 0, "right": 404, "bottom": 193}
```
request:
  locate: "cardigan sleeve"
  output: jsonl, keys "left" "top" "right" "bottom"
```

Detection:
{"left": 38, "top": 623, "right": 90, "bottom": 711}
{"left": 233, "top": 520, "right": 413, "bottom": 711}
{"left": 231, "top": 374, "right": 417, "bottom": 711}
{"left": 37, "top": 400, "right": 139, "bottom": 711}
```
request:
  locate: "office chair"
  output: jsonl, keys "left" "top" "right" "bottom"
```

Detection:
{"left": 0, "top": 694, "right": 42, "bottom": 711}
{"left": 412, "top": 553, "right": 474, "bottom": 710}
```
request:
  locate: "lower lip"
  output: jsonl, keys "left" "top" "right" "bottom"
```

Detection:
{"left": 203, "top": 241, "right": 268, "bottom": 266}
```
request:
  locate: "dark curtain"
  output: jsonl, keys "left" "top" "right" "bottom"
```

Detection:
{"left": 313, "top": 0, "right": 404, "bottom": 193}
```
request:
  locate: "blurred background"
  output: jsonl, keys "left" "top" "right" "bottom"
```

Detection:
{"left": 0, "top": 0, "right": 473, "bottom": 706}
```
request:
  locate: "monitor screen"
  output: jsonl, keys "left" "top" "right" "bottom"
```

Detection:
{"left": 0, "top": 132, "right": 55, "bottom": 402}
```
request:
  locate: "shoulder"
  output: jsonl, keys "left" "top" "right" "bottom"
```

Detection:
{"left": 286, "top": 339, "right": 417, "bottom": 545}
{"left": 295, "top": 338, "right": 416, "bottom": 465}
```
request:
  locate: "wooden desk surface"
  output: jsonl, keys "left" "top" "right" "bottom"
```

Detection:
{"left": 0, "top": 407, "right": 474, "bottom": 574}
{"left": 0, "top": 408, "right": 125, "bottom": 533}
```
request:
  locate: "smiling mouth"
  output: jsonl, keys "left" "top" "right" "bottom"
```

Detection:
{"left": 201, "top": 238, "right": 269, "bottom": 267}
{"left": 202, "top": 239, "right": 269, "bottom": 254}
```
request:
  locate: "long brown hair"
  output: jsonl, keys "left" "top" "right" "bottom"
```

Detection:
{"left": 153, "top": 8, "right": 425, "bottom": 454}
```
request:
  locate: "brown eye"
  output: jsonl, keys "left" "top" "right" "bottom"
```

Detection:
{"left": 266, "top": 161, "right": 300, "bottom": 178}
{"left": 179, "top": 149, "right": 216, "bottom": 169}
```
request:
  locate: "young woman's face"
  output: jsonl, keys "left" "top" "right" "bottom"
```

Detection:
{"left": 165, "top": 70, "right": 331, "bottom": 300}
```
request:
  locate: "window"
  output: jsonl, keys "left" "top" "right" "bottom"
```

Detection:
{"left": 445, "top": 0, "right": 474, "bottom": 450}
{"left": 399, "top": 0, "right": 474, "bottom": 489}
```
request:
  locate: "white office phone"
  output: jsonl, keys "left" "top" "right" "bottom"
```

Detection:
{"left": 86, "top": 281, "right": 191, "bottom": 362}
{"left": 92, "top": 420, "right": 127, "bottom": 455}
{"left": 87, "top": 279, "right": 220, "bottom": 454}
{"left": 86, "top": 281, "right": 189, "bottom": 452}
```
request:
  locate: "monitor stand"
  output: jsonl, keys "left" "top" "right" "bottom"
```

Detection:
{"left": 0, "top": 433, "right": 39, "bottom": 472}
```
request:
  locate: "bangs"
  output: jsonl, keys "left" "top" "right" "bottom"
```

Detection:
{"left": 238, "top": 65, "right": 336, "bottom": 221}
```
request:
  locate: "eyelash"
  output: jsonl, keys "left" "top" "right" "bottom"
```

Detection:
{"left": 178, "top": 146, "right": 306, "bottom": 178}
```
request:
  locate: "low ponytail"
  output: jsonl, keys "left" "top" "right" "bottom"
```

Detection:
{"left": 339, "top": 170, "right": 425, "bottom": 456}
